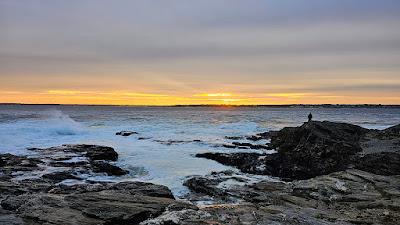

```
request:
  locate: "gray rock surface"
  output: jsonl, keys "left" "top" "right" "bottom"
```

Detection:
{"left": 0, "top": 145, "right": 195, "bottom": 225}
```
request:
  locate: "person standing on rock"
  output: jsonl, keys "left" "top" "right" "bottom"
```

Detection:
{"left": 308, "top": 113, "right": 312, "bottom": 122}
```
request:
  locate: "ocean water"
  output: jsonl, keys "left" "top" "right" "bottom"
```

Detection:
{"left": 1, "top": 105, "right": 399, "bottom": 196}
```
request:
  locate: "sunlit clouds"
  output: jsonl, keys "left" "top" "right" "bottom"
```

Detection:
{"left": 0, "top": 0, "right": 400, "bottom": 105}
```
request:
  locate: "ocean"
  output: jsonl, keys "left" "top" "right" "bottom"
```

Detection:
{"left": 1, "top": 105, "right": 399, "bottom": 197}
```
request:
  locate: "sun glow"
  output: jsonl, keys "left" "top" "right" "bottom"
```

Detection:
{"left": 1, "top": 89, "right": 399, "bottom": 105}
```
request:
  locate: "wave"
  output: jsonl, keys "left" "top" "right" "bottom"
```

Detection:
{"left": 43, "top": 110, "right": 86, "bottom": 135}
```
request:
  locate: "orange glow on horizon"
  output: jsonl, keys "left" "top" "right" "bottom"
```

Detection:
{"left": 0, "top": 89, "right": 399, "bottom": 105}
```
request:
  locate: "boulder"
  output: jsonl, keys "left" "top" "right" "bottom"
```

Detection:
{"left": 91, "top": 161, "right": 129, "bottom": 176}
{"left": 42, "top": 171, "right": 82, "bottom": 182}
{"left": 355, "top": 152, "right": 400, "bottom": 175}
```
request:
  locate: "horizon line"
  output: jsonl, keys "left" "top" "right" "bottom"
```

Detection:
{"left": 1, "top": 103, "right": 400, "bottom": 108}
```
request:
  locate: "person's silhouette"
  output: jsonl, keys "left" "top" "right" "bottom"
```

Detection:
{"left": 308, "top": 113, "right": 313, "bottom": 122}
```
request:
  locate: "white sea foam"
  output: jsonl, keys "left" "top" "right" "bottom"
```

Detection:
{"left": 42, "top": 110, "right": 86, "bottom": 135}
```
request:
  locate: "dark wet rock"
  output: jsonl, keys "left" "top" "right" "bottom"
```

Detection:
{"left": 0, "top": 144, "right": 201, "bottom": 225}
{"left": 138, "top": 137, "right": 151, "bottom": 140}
{"left": 221, "top": 144, "right": 237, "bottom": 149}
{"left": 231, "top": 142, "right": 272, "bottom": 150}
{"left": 224, "top": 136, "right": 243, "bottom": 140}
{"left": 32, "top": 144, "right": 119, "bottom": 161}
{"left": 0, "top": 154, "right": 42, "bottom": 175}
{"left": 0, "top": 151, "right": 192, "bottom": 225}
{"left": 116, "top": 131, "right": 138, "bottom": 136}
{"left": 184, "top": 176, "right": 226, "bottom": 198}
{"left": 42, "top": 171, "right": 82, "bottom": 182}
{"left": 50, "top": 181, "right": 174, "bottom": 199}
{"left": 355, "top": 152, "right": 400, "bottom": 175}
{"left": 246, "top": 131, "right": 278, "bottom": 141}
{"left": 26, "top": 145, "right": 127, "bottom": 181}
{"left": 197, "top": 121, "right": 400, "bottom": 180}
{"left": 265, "top": 121, "right": 368, "bottom": 179}
{"left": 81, "top": 145, "right": 119, "bottom": 161}
{"left": 91, "top": 161, "right": 129, "bottom": 176}
{"left": 4, "top": 184, "right": 180, "bottom": 225}
{"left": 183, "top": 170, "right": 265, "bottom": 203}
{"left": 196, "top": 152, "right": 270, "bottom": 175}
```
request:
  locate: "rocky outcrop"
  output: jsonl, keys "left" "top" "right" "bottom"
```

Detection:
{"left": 27, "top": 144, "right": 126, "bottom": 179}
{"left": 181, "top": 169, "right": 400, "bottom": 225}
{"left": 0, "top": 145, "right": 196, "bottom": 225}
{"left": 0, "top": 180, "right": 188, "bottom": 225}
{"left": 355, "top": 152, "right": 400, "bottom": 175}
{"left": 266, "top": 121, "right": 368, "bottom": 179}
{"left": 198, "top": 121, "right": 400, "bottom": 180}
{"left": 196, "top": 152, "right": 270, "bottom": 175}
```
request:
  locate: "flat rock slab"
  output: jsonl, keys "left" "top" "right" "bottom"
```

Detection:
{"left": 181, "top": 169, "right": 400, "bottom": 225}
{"left": 1, "top": 181, "right": 189, "bottom": 225}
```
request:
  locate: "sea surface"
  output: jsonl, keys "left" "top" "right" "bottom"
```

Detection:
{"left": 1, "top": 105, "right": 399, "bottom": 196}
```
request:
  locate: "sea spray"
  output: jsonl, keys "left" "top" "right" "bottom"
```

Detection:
{"left": 43, "top": 110, "right": 87, "bottom": 135}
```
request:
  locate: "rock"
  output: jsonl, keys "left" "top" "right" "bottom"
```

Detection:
{"left": 42, "top": 171, "right": 82, "bottom": 182}
{"left": 183, "top": 169, "right": 400, "bottom": 225}
{"left": 224, "top": 136, "right": 243, "bottom": 140}
{"left": 266, "top": 121, "right": 368, "bottom": 180}
{"left": 0, "top": 154, "right": 42, "bottom": 175}
{"left": 28, "top": 144, "right": 128, "bottom": 178}
{"left": 355, "top": 152, "right": 400, "bottom": 175}
{"left": 246, "top": 131, "right": 278, "bottom": 141}
{"left": 196, "top": 152, "right": 270, "bottom": 175}
{"left": 50, "top": 181, "right": 174, "bottom": 199}
{"left": 1, "top": 179, "right": 186, "bottom": 225}
{"left": 231, "top": 142, "right": 272, "bottom": 150}
{"left": 141, "top": 209, "right": 211, "bottom": 225}
{"left": 81, "top": 145, "right": 119, "bottom": 161}
{"left": 0, "top": 144, "right": 199, "bottom": 225}
{"left": 116, "top": 131, "right": 138, "bottom": 136}
{"left": 184, "top": 176, "right": 226, "bottom": 198}
{"left": 91, "top": 161, "right": 129, "bottom": 176}
{"left": 32, "top": 144, "right": 119, "bottom": 161}
{"left": 199, "top": 121, "right": 380, "bottom": 180}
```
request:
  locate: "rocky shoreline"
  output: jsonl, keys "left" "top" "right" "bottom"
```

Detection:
{"left": 1, "top": 121, "right": 400, "bottom": 224}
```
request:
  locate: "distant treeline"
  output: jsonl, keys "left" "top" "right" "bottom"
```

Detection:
{"left": 1, "top": 103, "right": 400, "bottom": 108}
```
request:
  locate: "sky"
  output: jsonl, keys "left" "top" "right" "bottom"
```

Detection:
{"left": 0, "top": 0, "right": 399, "bottom": 105}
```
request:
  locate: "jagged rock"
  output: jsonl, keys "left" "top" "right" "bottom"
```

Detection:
{"left": 31, "top": 144, "right": 119, "bottom": 161}
{"left": 140, "top": 209, "right": 211, "bottom": 225}
{"left": 27, "top": 144, "right": 127, "bottom": 179}
{"left": 0, "top": 154, "right": 42, "bottom": 175}
{"left": 49, "top": 181, "right": 174, "bottom": 199}
{"left": 246, "top": 131, "right": 278, "bottom": 141}
{"left": 355, "top": 152, "right": 400, "bottom": 175}
{"left": 267, "top": 121, "right": 368, "bottom": 179}
{"left": 91, "top": 161, "right": 129, "bottom": 176}
{"left": 116, "top": 131, "right": 138, "bottom": 136}
{"left": 224, "top": 136, "right": 243, "bottom": 140}
{"left": 42, "top": 171, "right": 82, "bottom": 182}
{"left": 183, "top": 169, "right": 400, "bottom": 225}
{"left": 199, "top": 121, "right": 400, "bottom": 180}
{"left": 1, "top": 180, "right": 186, "bottom": 225}
{"left": 196, "top": 152, "right": 270, "bottom": 175}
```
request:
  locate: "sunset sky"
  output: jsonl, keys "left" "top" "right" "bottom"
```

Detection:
{"left": 0, "top": 0, "right": 399, "bottom": 105}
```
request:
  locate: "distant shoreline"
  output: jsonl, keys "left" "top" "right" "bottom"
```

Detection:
{"left": 1, "top": 103, "right": 400, "bottom": 108}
